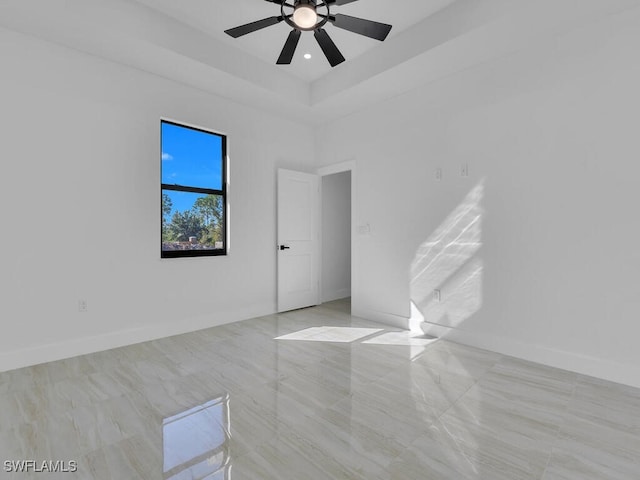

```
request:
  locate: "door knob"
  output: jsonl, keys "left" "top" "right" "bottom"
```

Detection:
{"left": 279, "top": 245, "right": 290, "bottom": 250}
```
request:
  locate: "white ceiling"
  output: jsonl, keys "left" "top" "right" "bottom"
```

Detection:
{"left": 133, "top": 0, "right": 457, "bottom": 82}
{"left": 1, "top": 0, "right": 636, "bottom": 125}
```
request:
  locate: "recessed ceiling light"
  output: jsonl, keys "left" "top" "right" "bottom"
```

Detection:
{"left": 304, "top": 53, "right": 312, "bottom": 60}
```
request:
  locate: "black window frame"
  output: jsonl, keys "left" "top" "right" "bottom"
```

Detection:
{"left": 161, "top": 119, "right": 227, "bottom": 259}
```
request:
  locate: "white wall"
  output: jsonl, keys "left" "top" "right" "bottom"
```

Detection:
{"left": 316, "top": 8, "right": 640, "bottom": 387}
{"left": 0, "top": 28, "right": 315, "bottom": 372}
{"left": 321, "top": 171, "right": 351, "bottom": 303}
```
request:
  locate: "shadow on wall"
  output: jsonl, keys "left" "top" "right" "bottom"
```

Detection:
{"left": 409, "top": 181, "right": 485, "bottom": 332}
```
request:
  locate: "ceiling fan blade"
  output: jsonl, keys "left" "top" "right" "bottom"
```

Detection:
{"left": 277, "top": 30, "right": 301, "bottom": 64}
{"left": 265, "top": 0, "right": 296, "bottom": 6}
{"left": 330, "top": 14, "right": 392, "bottom": 41}
{"left": 326, "top": 0, "right": 360, "bottom": 5}
{"left": 224, "top": 16, "right": 282, "bottom": 38}
{"left": 314, "top": 28, "right": 345, "bottom": 67}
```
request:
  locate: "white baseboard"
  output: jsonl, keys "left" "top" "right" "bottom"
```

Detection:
{"left": 322, "top": 288, "right": 351, "bottom": 303}
{"left": 352, "top": 307, "right": 409, "bottom": 330}
{"left": 0, "top": 302, "right": 274, "bottom": 373}
{"left": 4, "top": 304, "right": 639, "bottom": 390}
{"left": 421, "top": 321, "right": 640, "bottom": 390}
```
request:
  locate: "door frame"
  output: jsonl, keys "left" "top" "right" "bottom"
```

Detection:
{"left": 317, "top": 160, "right": 356, "bottom": 307}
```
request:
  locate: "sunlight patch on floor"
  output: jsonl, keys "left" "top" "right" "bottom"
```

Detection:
{"left": 361, "top": 331, "right": 437, "bottom": 347}
{"left": 276, "top": 326, "right": 383, "bottom": 343}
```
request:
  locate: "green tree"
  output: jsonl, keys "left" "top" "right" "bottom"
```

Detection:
{"left": 162, "top": 193, "right": 173, "bottom": 241}
{"left": 199, "top": 222, "right": 223, "bottom": 246}
{"left": 169, "top": 210, "right": 205, "bottom": 242}
{"left": 193, "top": 195, "right": 223, "bottom": 246}
{"left": 193, "top": 195, "right": 222, "bottom": 227}
{"left": 162, "top": 193, "right": 173, "bottom": 220}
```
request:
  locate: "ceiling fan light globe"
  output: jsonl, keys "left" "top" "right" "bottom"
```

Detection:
{"left": 293, "top": 5, "right": 317, "bottom": 29}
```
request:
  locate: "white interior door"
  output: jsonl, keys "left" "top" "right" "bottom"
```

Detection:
{"left": 277, "top": 169, "right": 319, "bottom": 312}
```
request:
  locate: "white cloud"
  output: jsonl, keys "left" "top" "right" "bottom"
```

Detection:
{"left": 162, "top": 152, "right": 173, "bottom": 161}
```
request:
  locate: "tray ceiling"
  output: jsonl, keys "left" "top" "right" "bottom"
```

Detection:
{"left": 133, "top": 0, "right": 457, "bottom": 82}
{"left": 1, "top": 0, "right": 635, "bottom": 124}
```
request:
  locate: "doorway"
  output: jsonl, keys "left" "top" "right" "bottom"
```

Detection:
{"left": 320, "top": 171, "right": 351, "bottom": 305}
{"left": 318, "top": 162, "right": 354, "bottom": 313}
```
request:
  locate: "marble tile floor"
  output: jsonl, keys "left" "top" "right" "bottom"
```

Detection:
{"left": 1, "top": 298, "right": 640, "bottom": 479}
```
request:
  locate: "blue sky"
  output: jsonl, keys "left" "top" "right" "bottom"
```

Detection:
{"left": 163, "top": 190, "right": 212, "bottom": 219}
{"left": 161, "top": 122, "right": 223, "bottom": 214}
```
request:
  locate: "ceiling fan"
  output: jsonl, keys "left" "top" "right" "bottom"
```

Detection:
{"left": 224, "top": 0, "right": 392, "bottom": 67}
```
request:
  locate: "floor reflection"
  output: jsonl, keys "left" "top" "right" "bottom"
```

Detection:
{"left": 163, "top": 394, "right": 231, "bottom": 480}
{"left": 3, "top": 299, "right": 637, "bottom": 479}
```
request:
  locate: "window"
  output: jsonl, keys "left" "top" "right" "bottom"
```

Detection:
{"left": 161, "top": 120, "right": 227, "bottom": 258}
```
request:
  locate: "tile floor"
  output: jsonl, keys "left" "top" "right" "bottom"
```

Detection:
{"left": 1, "top": 298, "right": 639, "bottom": 479}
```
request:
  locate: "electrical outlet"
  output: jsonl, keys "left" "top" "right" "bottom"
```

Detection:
{"left": 357, "top": 223, "right": 371, "bottom": 235}
{"left": 435, "top": 167, "right": 442, "bottom": 181}
{"left": 434, "top": 289, "right": 441, "bottom": 302}
{"left": 78, "top": 300, "right": 87, "bottom": 312}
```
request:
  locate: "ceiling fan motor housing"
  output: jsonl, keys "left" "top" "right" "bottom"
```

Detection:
{"left": 287, "top": 0, "right": 328, "bottom": 31}
{"left": 292, "top": 1, "right": 318, "bottom": 30}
